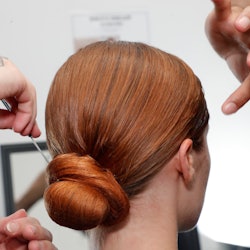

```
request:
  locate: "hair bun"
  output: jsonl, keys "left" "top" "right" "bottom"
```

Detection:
{"left": 44, "top": 153, "right": 129, "bottom": 230}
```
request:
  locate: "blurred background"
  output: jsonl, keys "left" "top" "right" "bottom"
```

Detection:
{"left": 0, "top": 1, "right": 250, "bottom": 249}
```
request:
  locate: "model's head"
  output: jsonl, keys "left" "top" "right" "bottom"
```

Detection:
{"left": 44, "top": 40, "right": 209, "bottom": 231}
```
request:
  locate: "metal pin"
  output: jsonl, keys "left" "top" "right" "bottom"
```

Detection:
{"left": 30, "top": 136, "right": 50, "bottom": 163}
{"left": 1, "top": 99, "right": 50, "bottom": 163}
{"left": 1, "top": 99, "right": 11, "bottom": 111}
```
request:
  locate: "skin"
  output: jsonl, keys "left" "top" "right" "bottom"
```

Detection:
{"left": 0, "top": 57, "right": 41, "bottom": 137}
{"left": 93, "top": 129, "right": 210, "bottom": 250}
{"left": 0, "top": 210, "right": 57, "bottom": 250}
{"left": 206, "top": 0, "right": 250, "bottom": 114}
{"left": 0, "top": 59, "right": 55, "bottom": 248}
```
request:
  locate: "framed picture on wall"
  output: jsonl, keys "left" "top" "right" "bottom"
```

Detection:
{"left": 0, "top": 141, "right": 49, "bottom": 215}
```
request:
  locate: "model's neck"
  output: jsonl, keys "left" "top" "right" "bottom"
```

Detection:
{"left": 89, "top": 166, "right": 180, "bottom": 250}
{"left": 103, "top": 218, "right": 178, "bottom": 250}
{"left": 89, "top": 195, "right": 179, "bottom": 250}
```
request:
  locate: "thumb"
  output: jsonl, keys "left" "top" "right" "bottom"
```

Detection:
{"left": 222, "top": 73, "right": 250, "bottom": 114}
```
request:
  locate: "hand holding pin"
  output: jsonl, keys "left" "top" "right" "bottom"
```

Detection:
{"left": 1, "top": 99, "right": 50, "bottom": 163}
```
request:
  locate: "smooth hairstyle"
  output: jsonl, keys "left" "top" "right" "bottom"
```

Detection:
{"left": 44, "top": 40, "right": 209, "bottom": 230}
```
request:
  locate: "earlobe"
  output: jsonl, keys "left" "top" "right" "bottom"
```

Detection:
{"left": 178, "top": 139, "right": 195, "bottom": 187}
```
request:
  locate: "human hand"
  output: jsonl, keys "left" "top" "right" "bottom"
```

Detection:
{"left": 205, "top": 0, "right": 250, "bottom": 114}
{"left": 0, "top": 57, "right": 41, "bottom": 137}
{"left": 0, "top": 209, "right": 57, "bottom": 250}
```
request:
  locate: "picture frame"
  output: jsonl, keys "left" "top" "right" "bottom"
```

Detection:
{"left": 0, "top": 141, "right": 48, "bottom": 215}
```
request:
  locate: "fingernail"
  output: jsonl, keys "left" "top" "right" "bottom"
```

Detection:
{"left": 223, "top": 102, "right": 237, "bottom": 114}
{"left": 6, "top": 222, "right": 19, "bottom": 233}
{"left": 237, "top": 16, "right": 250, "bottom": 30}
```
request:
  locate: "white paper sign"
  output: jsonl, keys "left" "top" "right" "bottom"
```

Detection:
{"left": 71, "top": 11, "right": 150, "bottom": 51}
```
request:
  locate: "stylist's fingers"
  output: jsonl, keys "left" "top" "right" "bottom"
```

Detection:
{"left": 0, "top": 58, "right": 41, "bottom": 137}
{"left": 0, "top": 210, "right": 27, "bottom": 230}
{"left": 13, "top": 108, "right": 41, "bottom": 137}
{"left": 222, "top": 73, "right": 250, "bottom": 114}
{"left": 0, "top": 110, "right": 15, "bottom": 129}
{"left": 212, "top": 0, "right": 232, "bottom": 20}
{"left": 11, "top": 82, "right": 41, "bottom": 137}
{"left": 29, "top": 121, "right": 41, "bottom": 138}
{"left": 4, "top": 217, "right": 53, "bottom": 242}
{"left": 0, "top": 210, "right": 27, "bottom": 236}
{"left": 29, "top": 240, "right": 58, "bottom": 250}
{"left": 235, "top": 6, "right": 250, "bottom": 32}
{"left": 0, "top": 106, "right": 41, "bottom": 137}
{"left": 0, "top": 210, "right": 27, "bottom": 242}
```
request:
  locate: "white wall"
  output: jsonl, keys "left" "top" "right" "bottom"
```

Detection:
{"left": 1, "top": 0, "right": 250, "bottom": 248}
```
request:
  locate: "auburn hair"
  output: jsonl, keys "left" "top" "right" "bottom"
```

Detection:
{"left": 44, "top": 40, "right": 209, "bottom": 230}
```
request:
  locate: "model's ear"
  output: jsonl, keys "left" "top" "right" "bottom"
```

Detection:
{"left": 177, "top": 139, "right": 195, "bottom": 187}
